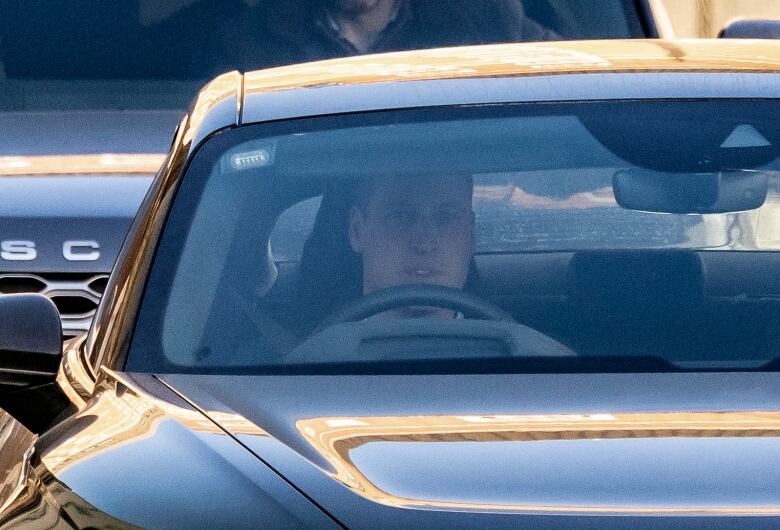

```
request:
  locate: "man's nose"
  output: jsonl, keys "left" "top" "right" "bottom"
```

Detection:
{"left": 409, "top": 215, "right": 440, "bottom": 253}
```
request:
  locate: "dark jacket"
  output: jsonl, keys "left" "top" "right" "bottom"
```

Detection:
{"left": 205, "top": 0, "right": 559, "bottom": 75}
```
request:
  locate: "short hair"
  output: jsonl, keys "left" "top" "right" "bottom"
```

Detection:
{"left": 350, "top": 173, "right": 474, "bottom": 212}
{"left": 350, "top": 175, "right": 377, "bottom": 211}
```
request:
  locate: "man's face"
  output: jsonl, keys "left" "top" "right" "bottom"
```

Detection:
{"left": 348, "top": 175, "right": 475, "bottom": 298}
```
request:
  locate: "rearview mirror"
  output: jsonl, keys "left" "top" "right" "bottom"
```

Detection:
{"left": 0, "top": 294, "right": 63, "bottom": 388}
{"left": 613, "top": 169, "right": 768, "bottom": 214}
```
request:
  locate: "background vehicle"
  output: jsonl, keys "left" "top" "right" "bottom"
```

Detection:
{"left": 0, "top": 0, "right": 658, "bottom": 337}
{"left": 1, "top": 39, "right": 780, "bottom": 528}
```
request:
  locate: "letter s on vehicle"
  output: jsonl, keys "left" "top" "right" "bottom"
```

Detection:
{"left": 63, "top": 241, "right": 100, "bottom": 261}
{"left": 1, "top": 241, "right": 36, "bottom": 261}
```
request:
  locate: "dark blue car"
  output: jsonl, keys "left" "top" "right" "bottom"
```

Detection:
{"left": 2, "top": 38, "right": 780, "bottom": 528}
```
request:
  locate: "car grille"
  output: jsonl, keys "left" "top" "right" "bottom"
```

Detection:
{"left": 0, "top": 273, "right": 109, "bottom": 338}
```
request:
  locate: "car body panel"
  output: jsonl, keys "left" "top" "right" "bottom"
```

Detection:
{"left": 243, "top": 39, "right": 780, "bottom": 98}
{"left": 17, "top": 370, "right": 339, "bottom": 528}
{"left": 242, "top": 40, "right": 780, "bottom": 122}
{"left": 158, "top": 371, "right": 780, "bottom": 527}
{"left": 0, "top": 410, "right": 35, "bottom": 515}
{"left": 0, "top": 111, "right": 176, "bottom": 334}
{"left": 0, "top": 176, "right": 153, "bottom": 274}
{"left": 0, "top": 112, "right": 176, "bottom": 262}
{"left": 242, "top": 71, "right": 780, "bottom": 124}
{"left": 0, "top": 110, "right": 181, "bottom": 156}
{"left": 7, "top": 40, "right": 780, "bottom": 528}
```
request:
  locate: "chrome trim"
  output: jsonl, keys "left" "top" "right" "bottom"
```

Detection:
{"left": 57, "top": 335, "right": 95, "bottom": 406}
{"left": 0, "top": 412, "right": 36, "bottom": 514}
{"left": 0, "top": 154, "right": 165, "bottom": 176}
{"left": 0, "top": 273, "right": 108, "bottom": 337}
{"left": 237, "top": 72, "right": 245, "bottom": 126}
{"left": 297, "top": 412, "right": 780, "bottom": 514}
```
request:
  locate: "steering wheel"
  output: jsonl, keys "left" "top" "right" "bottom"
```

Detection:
{"left": 287, "top": 284, "right": 576, "bottom": 362}
{"left": 319, "top": 284, "right": 515, "bottom": 327}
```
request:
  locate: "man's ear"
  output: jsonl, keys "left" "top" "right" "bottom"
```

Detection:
{"left": 469, "top": 211, "right": 476, "bottom": 254}
{"left": 348, "top": 206, "right": 365, "bottom": 253}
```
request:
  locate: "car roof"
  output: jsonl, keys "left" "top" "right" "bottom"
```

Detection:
{"left": 170, "top": 39, "right": 780, "bottom": 165}
{"left": 237, "top": 39, "right": 780, "bottom": 126}
{"left": 243, "top": 39, "right": 780, "bottom": 94}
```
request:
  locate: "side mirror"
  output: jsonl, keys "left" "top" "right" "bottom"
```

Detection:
{"left": 719, "top": 19, "right": 780, "bottom": 39}
{"left": 0, "top": 294, "right": 63, "bottom": 389}
{"left": 613, "top": 169, "right": 768, "bottom": 214}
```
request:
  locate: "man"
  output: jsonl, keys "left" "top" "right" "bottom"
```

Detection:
{"left": 325, "top": 0, "right": 407, "bottom": 53}
{"left": 347, "top": 173, "right": 475, "bottom": 318}
{"left": 206, "top": 0, "right": 559, "bottom": 74}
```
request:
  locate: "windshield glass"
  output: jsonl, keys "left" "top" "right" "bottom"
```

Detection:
{"left": 129, "top": 100, "right": 780, "bottom": 374}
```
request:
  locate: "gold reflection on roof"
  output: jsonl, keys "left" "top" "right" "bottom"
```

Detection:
{"left": 245, "top": 40, "right": 780, "bottom": 96}
{"left": 182, "top": 71, "right": 240, "bottom": 147}
{"left": 0, "top": 154, "right": 166, "bottom": 176}
{"left": 296, "top": 412, "right": 780, "bottom": 514}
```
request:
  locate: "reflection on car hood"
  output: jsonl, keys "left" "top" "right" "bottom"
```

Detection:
{"left": 161, "top": 371, "right": 780, "bottom": 528}
{"left": 36, "top": 372, "right": 336, "bottom": 528}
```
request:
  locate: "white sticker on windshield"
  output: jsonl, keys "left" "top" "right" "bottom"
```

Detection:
{"left": 220, "top": 140, "right": 277, "bottom": 173}
{"left": 720, "top": 125, "right": 771, "bottom": 148}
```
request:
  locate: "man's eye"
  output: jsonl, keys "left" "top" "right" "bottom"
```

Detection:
{"left": 433, "top": 210, "right": 457, "bottom": 226}
{"left": 390, "top": 209, "right": 416, "bottom": 225}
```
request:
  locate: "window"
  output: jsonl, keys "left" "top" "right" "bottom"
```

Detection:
{"left": 129, "top": 100, "right": 780, "bottom": 374}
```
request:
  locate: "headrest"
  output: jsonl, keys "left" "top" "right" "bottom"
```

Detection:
{"left": 719, "top": 19, "right": 780, "bottom": 39}
{"left": 567, "top": 250, "right": 704, "bottom": 314}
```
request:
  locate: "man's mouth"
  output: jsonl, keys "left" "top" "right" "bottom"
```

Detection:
{"left": 406, "top": 268, "right": 439, "bottom": 278}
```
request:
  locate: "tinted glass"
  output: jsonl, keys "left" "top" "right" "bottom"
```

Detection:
{"left": 129, "top": 100, "right": 780, "bottom": 374}
{"left": 0, "top": 1, "right": 645, "bottom": 111}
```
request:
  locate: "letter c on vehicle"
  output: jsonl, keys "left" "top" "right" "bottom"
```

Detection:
{"left": 63, "top": 240, "right": 100, "bottom": 261}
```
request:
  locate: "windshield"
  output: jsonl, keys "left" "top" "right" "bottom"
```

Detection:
{"left": 129, "top": 100, "right": 780, "bottom": 374}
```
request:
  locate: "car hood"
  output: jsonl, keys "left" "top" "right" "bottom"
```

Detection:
{"left": 36, "top": 371, "right": 338, "bottom": 529}
{"left": 0, "top": 110, "right": 180, "bottom": 273}
{"left": 0, "top": 174, "right": 153, "bottom": 273}
{"left": 0, "top": 110, "right": 181, "bottom": 156}
{"left": 160, "top": 371, "right": 780, "bottom": 528}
